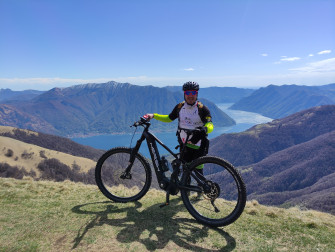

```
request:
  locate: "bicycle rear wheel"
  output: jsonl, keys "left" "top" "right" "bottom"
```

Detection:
{"left": 95, "top": 147, "right": 152, "bottom": 202}
{"left": 181, "top": 156, "right": 246, "bottom": 227}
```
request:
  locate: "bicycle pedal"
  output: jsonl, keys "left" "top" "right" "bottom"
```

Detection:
{"left": 159, "top": 202, "right": 169, "bottom": 208}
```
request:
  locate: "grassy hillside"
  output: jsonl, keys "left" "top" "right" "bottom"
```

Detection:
{"left": 0, "top": 126, "right": 99, "bottom": 184}
{"left": 0, "top": 125, "right": 104, "bottom": 160}
{"left": 0, "top": 136, "right": 96, "bottom": 174}
{"left": 1, "top": 177, "right": 334, "bottom": 251}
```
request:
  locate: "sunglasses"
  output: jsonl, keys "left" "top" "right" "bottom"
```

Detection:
{"left": 184, "top": 90, "right": 198, "bottom": 96}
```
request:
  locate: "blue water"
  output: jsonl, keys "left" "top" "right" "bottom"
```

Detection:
{"left": 71, "top": 104, "right": 272, "bottom": 157}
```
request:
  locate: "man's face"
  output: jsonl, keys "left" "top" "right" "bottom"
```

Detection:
{"left": 184, "top": 90, "right": 198, "bottom": 105}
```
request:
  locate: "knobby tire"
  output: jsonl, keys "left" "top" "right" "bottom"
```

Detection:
{"left": 95, "top": 147, "right": 152, "bottom": 203}
{"left": 180, "top": 156, "right": 246, "bottom": 227}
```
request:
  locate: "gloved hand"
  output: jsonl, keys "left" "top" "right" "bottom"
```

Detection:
{"left": 190, "top": 126, "right": 207, "bottom": 144}
{"left": 143, "top": 114, "right": 154, "bottom": 120}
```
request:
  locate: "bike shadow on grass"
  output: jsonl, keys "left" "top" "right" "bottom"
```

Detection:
{"left": 71, "top": 198, "right": 236, "bottom": 251}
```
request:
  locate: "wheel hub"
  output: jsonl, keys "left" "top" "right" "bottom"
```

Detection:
{"left": 203, "top": 181, "right": 220, "bottom": 200}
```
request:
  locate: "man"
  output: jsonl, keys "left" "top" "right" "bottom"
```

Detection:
{"left": 145, "top": 81, "right": 214, "bottom": 173}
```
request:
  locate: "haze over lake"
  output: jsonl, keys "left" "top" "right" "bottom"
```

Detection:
{"left": 71, "top": 104, "right": 272, "bottom": 157}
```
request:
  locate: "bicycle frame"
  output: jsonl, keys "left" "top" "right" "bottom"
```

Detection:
{"left": 131, "top": 123, "right": 179, "bottom": 183}
{"left": 127, "top": 120, "right": 204, "bottom": 206}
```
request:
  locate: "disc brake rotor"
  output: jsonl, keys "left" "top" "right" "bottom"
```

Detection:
{"left": 203, "top": 181, "right": 220, "bottom": 200}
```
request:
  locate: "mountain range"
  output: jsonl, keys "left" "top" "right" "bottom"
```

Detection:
{"left": 210, "top": 104, "right": 335, "bottom": 166}
{"left": 0, "top": 82, "right": 236, "bottom": 137}
{"left": 210, "top": 105, "right": 335, "bottom": 214}
{"left": 0, "top": 88, "right": 44, "bottom": 102}
{"left": 230, "top": 83, "right": 335, "bottom": 118}
{"left": 2, "top": 82, "right": 335, "bottom": 136}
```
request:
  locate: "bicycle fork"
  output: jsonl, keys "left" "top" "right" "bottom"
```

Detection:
{"left": 120, "top": 135, "right": 145, "bottom": 179}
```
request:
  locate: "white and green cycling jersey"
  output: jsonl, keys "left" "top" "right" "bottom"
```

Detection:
{"left": 153, "top": 101, "right": 214, "bottom": 148}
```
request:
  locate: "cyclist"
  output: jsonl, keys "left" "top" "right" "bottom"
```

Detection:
{"left": 144, "top": 81, "right": 214, "bottom": 174}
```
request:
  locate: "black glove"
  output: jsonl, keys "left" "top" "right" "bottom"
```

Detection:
{"left": 190, "top": 127, "right": 207, "bottom": 144}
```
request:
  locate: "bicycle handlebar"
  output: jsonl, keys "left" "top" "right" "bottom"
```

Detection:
{"left": 131, "top": 117, "right": 203, "bottom": 139}
{"left": 131, "top": 117, "right": 151, "bottom": 128}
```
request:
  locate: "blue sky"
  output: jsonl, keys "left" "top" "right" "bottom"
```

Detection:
{"left": 1, "top": 0, "right": 334, "bottom": 90}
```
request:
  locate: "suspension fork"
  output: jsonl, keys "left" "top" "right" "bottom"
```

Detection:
{"left": 120, "top": 134, "right": 145, "bottom": 179}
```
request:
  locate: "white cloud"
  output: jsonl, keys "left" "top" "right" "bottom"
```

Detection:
{"left": 0, "top": 77, "right": 131, "bottom": 90}
{"left": 308, "top": 54, "right": 314, "bottom": 57}
{"left": 261, "top": 53, "right": 268, "bottom": 57}
{"left": 1, "top": 73, "right": 334, "bottom": 91}
{"left": 183, "top": 68, "right": 195, "bottom": 71}
{"left": 318, "top": 50, "right": 331, "bottom": 55}
{"left": 0, "top": 77, "right": 112, "bottom": 86}
{"left": 280, "top": 57, "right": 300, "bottom": 62}
{"left": 289, "top": 57, "right": 335, "bottom": 73}
{"left": 0, "top": 76, "right": 187, "bottom": 90}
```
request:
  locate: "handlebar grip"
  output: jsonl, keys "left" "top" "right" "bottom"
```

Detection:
{"left": 140, "top": 117, "right": 148, "bottom": 123}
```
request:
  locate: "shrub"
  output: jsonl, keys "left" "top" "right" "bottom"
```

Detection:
{"left": 37, "top": 158, "right": 95, "bottom": 184}
{"left": 0, "top": 162, "right": 36, "bottom": 179}
{"left": 39, "top": 150, "right": 47, "bottom": 159}
{"left": 21, "top": 151, "right": 34, "bottom": 159}
{"left": 5, "top": 149, "right": 14, "bottom": 157}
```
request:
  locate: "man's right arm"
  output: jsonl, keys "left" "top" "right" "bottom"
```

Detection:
{"left": 145, "top": 104, "right": 179, "bottom": 122}
{"left": 152, "top": 114, "right": 172, "bottom": 122}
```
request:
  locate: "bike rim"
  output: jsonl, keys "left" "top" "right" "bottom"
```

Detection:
{"left": 183, "top": 159, "right": 246, "bottom": 225}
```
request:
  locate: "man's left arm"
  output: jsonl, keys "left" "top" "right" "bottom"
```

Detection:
{"left": 201, "top": 105, "right": 214, "bottom": 134}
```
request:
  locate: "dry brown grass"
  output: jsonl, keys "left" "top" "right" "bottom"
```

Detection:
{"left": 0, "top": 135, "right": 96, "bottom": 176}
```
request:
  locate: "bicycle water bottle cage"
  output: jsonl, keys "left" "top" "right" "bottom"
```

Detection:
{"left": 160, "top": 156, "right": 170, "bottom": 172}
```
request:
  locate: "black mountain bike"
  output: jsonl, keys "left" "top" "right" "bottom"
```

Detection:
{"left": 95, "top": 117, "right": 246, "bottom": 227}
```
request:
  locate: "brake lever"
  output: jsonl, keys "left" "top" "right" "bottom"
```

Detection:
{"left": 130, "top": 121, "right": 139, "bottom": 128}
{"left": 130, "top": 117, "right": 150, "bottom": 128}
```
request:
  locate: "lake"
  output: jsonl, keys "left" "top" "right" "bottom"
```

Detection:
{"left": 71, "top": 103, "right": 272, "bottom": 156}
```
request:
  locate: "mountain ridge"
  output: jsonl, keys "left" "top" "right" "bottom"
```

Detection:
{"left": 209, "top": 105, "right": 335, "bottom": 214}
{"left": 230, "top": 83, "right": 335, "bottom": 118}
{"left": 0, "top": 88, "right": 44, "bottom": 102}
{"left": 0, "top": 82, "right": 235, "bottom": 137}
{"left": 242, "top": 130, "right": 335, "bottom": 214}
{"left": 210, "top": 104, "right": 335, "bottom": 166}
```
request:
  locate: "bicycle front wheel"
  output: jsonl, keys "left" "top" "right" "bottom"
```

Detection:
{"left": 181, "top": 156, "right": 246, "bottom": 227}
{"left": 95, "top": 147, "right": 152, "bottom": 202}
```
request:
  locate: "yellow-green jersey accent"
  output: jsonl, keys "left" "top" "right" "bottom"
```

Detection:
{"left": 153, "top": 113, "right": 172, "bottom": 123}
{"left": 204, "top": 121, "right": 214, "bottom": 133}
